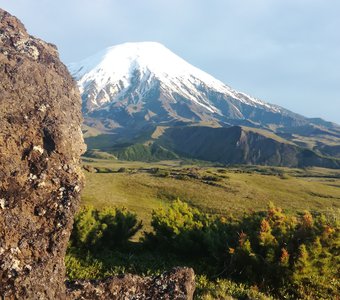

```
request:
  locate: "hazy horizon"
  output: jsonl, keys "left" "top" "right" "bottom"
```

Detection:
{"left": 0, "top": 0, "right": 339, "bottom": 124}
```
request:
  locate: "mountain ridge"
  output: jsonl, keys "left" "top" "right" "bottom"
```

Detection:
{"left": 69, "top": 42, "right": 287, "bottom": 117}
{"left": 68, "top": 42, "right": 340, "bottom": 167}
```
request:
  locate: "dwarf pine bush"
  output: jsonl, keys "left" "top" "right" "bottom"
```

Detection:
{"left": 70, "top": 205, "right": 142, "bottom": 251}
{"left": 147, "top": 199, "right": 339, "bottom": 298}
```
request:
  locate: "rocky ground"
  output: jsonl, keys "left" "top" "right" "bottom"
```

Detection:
{"left": 66, "top": 267, "right": 195, "bottom": 300}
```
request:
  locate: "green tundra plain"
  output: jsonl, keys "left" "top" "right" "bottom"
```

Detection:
{"left": 67, "top": 158, "right": 340, "bottom": 299}
{"left": 81, "top": 158, "right": 340, "bottom": 228}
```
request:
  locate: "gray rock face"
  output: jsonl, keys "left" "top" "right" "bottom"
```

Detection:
{"left": 66, "top": 267, "right": 195, "bottom": 300}
{"left": 0, "top": 8, "right": 85, "bottom": 299}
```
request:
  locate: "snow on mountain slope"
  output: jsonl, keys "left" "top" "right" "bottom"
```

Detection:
{"left": 68, "top": 42, "right": 340, "bottom": 164}
{"left": 68, "top": 42, "right": 282, "bottom": 116}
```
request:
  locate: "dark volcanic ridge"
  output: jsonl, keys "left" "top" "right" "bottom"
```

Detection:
{"left": 69, "top": 43, "right": 340, "bottom": 168}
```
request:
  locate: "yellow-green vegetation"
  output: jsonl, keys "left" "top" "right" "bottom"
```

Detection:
{"left": 292, "top": 133, "right": 340, "bottom": 148}
{"left": 67, "top": 199, "right": 339, "bottom": 299}
{"left": 69, "top": 158, "right": 340, "bottom": 299}
{"left": 241, "top": 126, "right": 294, "bottom": 145}
{"left": 195, "top": 276, "right": 274, "bottom": 300}
{"left": 81, "top": 158, "right": 340, "bottom": 231}
{"left": 70, "top": 206, "right": 142, "bottom": 250}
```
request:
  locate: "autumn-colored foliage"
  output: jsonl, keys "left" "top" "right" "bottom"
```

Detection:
{"left": 147, "top": 200, "right": 339, "bottom": 299}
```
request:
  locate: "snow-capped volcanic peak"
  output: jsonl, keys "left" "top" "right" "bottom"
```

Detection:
{"left": 70, "top": 42, "right": 224, "bottom": 90}
{"left": 68, "top": 42, "right": 281, "bottom": 114}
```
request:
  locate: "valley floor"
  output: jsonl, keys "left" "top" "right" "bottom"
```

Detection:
{"left": 81, "top": 158, "right": 340, "bottom": 231}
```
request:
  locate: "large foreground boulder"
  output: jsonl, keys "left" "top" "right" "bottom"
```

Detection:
{"left": 0, "top": 8, "right": 195, "bottom": 300}
{"left": 66, "top": 267, "right": 195, "bottom": 300}
{"left": 0, "top": 8, "right": 85, "bottom": 299}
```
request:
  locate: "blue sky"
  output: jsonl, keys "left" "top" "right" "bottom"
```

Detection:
{"left": 1, "top": 0, "right": 339, "bottom": 123}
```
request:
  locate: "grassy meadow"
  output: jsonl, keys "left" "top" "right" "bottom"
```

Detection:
{"left": 81, "top": 158, "right": 340, "bottom": 231}
{"left": 67, "top": 158, "right": 340, "bottom": 299}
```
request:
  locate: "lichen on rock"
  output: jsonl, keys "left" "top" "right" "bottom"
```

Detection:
{"left": 0, "top": 8, "right": 195, "bottom": 300}
{"left": 66, "top": 267, "right": 195, "bottom": 300}
{"left": 0, "top": 8, "right": 85, "bottom": 299}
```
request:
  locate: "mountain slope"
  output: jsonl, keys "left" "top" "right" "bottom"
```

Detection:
{"left": 69, "top": 42, "right": 306, "bottom": 127}
{"left": 156, "top": 126, "right": 340, "bottom": 168}
{"left": 68, "top": 42, "right": 340, "bottom": 167}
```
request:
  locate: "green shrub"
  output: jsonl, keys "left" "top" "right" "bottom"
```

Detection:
{"left": 70, "top": 206, "right": 142, "bottom": 251}
{"left": 147, "top": 199, "right": 340, "bottom": 299}
{"left": 153, "top": 168, "right": 170, "bottom": 177}
{"left": 65, "top": 252, "right": 104, "bottom": 280}
{"left": 114, "top": 143, "right": 178, "bottom": 162}
{"left": 67, "top": 200, "right": 339, "bottom": 299}
{"left": 202, "top": 175, "right": 221, "bottom": 182}
{"left": 145, "top": 200, "right": 232, "bottom": 264}
{"left": 196, "top": 275, "right": 273, "bottom": 300}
